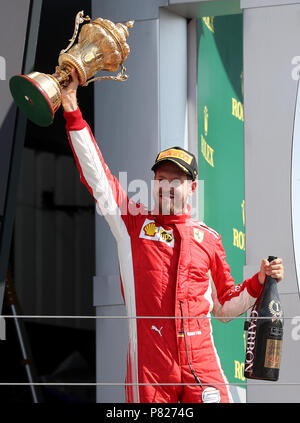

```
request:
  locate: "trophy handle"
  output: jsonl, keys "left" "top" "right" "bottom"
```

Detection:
{"left": 60, "top": 10, "right": 91, "bottom": 55}
{"left": 83, "top": 64, "right": 129, "bottom": 86}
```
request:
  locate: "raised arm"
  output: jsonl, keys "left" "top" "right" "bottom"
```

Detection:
{"left": 61, "top": 69, "right": 130, "bottom": 239}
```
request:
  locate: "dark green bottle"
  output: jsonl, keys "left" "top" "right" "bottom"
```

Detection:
{"left": 244, "top": 256, "right": 283, "bottom": 381}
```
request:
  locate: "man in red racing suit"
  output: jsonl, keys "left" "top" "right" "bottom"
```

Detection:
{"left": 61, "top": 70, "right": 284, "bottom": 403}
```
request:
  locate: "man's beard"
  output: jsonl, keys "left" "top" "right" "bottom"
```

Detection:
{"left": 156, "top": 190, "right": 184, "bottom": 215}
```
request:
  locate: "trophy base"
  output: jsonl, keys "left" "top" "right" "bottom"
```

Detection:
{"left": 9, "top": 74, "right": 60, "bottom": 127}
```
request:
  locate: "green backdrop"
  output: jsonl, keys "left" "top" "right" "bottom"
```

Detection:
{"left": 197, "top": 14, "right": 246, "bottom": 398}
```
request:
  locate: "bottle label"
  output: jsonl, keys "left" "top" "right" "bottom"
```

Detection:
{"left": 264, "top": 339, "right": 282, "bottom": 369}
{"left": 244, "top": 309, "right": 258, "bottom": 374}
{"left": 270, "top": 326, "right": 283, "bottom": 337}
{"left": 268, "top": 300, "right": 283, "bottom": 321}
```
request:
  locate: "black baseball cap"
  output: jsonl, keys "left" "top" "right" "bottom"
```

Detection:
{"left": 151, "top": 146, "right": 198, "bottom": 180}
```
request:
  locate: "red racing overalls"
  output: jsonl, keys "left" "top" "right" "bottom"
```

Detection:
{"left": 64, "top": 107, "right": 263, "bottom": 403}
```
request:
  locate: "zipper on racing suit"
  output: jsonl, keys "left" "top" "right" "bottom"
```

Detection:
{"left": 179, "top": 300, "right": 221, "bottom": 403}
{"left": 179, "top": 300, "right": 202, "bottom": 386}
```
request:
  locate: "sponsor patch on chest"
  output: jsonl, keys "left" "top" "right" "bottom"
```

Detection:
{"left": 139, "top": 218, "right": 174, "bottom": 247}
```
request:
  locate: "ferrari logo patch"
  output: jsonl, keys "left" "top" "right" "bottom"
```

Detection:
{"left": 194, "top": 228, "right": 204, "bottom": 244}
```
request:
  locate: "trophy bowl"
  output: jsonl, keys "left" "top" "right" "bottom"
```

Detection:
{"left": 10, "top": 11, "right": 134, "bottom": 127}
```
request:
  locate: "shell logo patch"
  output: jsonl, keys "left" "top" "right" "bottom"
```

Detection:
{"left": 139, "top": 219, "right": 174, "bottom": 247}
{"left": 144, "top": 222, "right": 157, "bottom": 237}
{"left": 194, "top": 228, "right": 204, "bottom": 244}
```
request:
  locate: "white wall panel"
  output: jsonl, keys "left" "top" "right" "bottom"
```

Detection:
{"left": 159, "top": 8, "right": 187, "bottom": 150}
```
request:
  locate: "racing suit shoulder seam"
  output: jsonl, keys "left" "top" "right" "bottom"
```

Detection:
{"left": 192, "top": 221, "right": 220, "bottom": 240}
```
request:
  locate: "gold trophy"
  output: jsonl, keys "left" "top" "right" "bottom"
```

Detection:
{"left": 10, "top": 11, "right": 134, "bottom": 127}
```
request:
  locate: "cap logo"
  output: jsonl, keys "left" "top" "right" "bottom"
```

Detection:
{"left": 157, "top": 149, "right": 193, "bottom": 165}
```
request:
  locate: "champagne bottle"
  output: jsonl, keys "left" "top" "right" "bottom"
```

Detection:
{"left": 244, "top": 256, "right": 283, "bottom": 381}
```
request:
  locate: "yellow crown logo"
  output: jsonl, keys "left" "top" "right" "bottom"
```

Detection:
{"left": 241, "top": 200, "right": 245, "bottom": 226}
{"left": 202, "top": 17, "right": 214, "bottom": 33}
{"left": 204, "top": 105, "right": 208, "bottom": 136}
{"left": 144, "top": 222, "right": 157, "bottom": 237}
{"left": 241, "top": 71, "right": 244, "bottom": 98}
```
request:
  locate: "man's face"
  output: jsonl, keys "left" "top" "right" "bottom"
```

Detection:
{"left": 153, "top": 161, "right": 197, "bottom": 215}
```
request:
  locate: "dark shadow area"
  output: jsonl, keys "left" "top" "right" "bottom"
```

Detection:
{"left": 0, "top": 0, "right": 96, "bottom": 403}
{"left": 25, "top": 0, "right": 94, "bottom": 154}
{"left": 0, "top": 105, "right": 18, "bottom": 215}
{"left": 0, "top": 300, "right": 96, "bottom": 403}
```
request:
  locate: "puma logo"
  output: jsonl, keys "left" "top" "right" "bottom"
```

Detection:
{"left": 151, "top": 325, "right": 163, "bottom": 336}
